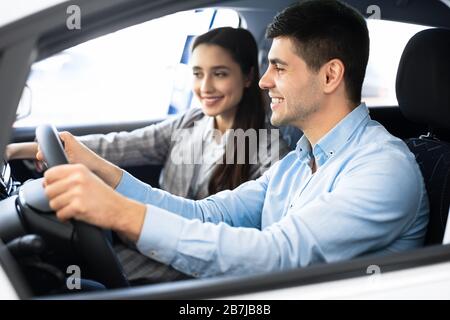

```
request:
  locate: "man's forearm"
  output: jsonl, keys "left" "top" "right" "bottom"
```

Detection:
{"left": 112, "top": 195, "right": 146, "bottom": 242}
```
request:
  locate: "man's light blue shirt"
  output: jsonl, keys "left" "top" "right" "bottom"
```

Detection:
{"left": 116, "top": 103, "right": 429, "bottom": 278}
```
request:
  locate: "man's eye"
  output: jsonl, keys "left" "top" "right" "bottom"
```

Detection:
{"left": 193, "top": 72, "right": 202, "bottom": 78}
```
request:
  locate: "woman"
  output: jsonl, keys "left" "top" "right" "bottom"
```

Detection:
{"left": 8, "top": 27, "right": 289, "bottom": 200}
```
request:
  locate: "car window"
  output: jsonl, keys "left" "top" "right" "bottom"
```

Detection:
{"left": 0, "top": 0, "right": 68, "bottom": 28}
{"left": 362, "top": 19, "right": 430, "bottom": 107}
{"left": 14, "top": 8, "right": 240, "bottom": 128}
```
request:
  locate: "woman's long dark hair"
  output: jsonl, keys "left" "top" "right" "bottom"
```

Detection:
{"left": 192, "top": 27, "right": 267, "bottom": 195}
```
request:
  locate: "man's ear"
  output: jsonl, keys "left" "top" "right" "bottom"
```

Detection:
{"left": 322, "top": 59, "right": 345, "bottom": 94}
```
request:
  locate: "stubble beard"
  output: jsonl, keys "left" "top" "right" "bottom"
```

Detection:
{"left": 271, "top": 100, "right": 321, "bottom": 128}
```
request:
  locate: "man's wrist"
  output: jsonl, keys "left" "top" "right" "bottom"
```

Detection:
{"left": 112, "top": 195, "right": 146, "bottom": 243}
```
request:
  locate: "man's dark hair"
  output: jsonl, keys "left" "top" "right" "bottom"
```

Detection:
{"left": 266, "top": 0, "right": 369, "bottom": 104}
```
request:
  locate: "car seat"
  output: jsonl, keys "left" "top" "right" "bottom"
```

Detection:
{"left": 396, "top": 28, "right": 450, "bottom": 245}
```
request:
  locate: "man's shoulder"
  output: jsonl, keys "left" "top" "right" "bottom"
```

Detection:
{"left": 362, "top": 120, "right": 410, "bottom": 151}
{"left": 347, "top": 120, "right": 420, "bottom": 174}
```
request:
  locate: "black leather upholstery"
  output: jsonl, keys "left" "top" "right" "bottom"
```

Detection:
{"left": 396, "top": 28, "right": 450, "bottom": 129}
{"left": 396, "top": 28, "right": 450, "bottom": 245}
{"left": 405, "top": 138, "right": 450, "bottom": 244}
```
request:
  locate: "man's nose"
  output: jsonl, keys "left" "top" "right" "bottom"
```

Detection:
{"left": 259, "top": 68, "right": 273, "bottom": 90}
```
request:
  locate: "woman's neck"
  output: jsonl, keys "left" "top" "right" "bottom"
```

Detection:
{"left": 214, "top": 109, "right": 236, "bottom": 134}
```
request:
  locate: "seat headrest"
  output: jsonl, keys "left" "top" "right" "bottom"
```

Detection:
{"left": 396, "top": 28, "right": 450, "bottom": 129}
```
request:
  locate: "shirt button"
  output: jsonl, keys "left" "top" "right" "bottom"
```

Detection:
{"left": 150, "top": 251, "right": 157, "bottom": 257}
{"left": 193, "top": 272, "right": 199, "bottom": 277}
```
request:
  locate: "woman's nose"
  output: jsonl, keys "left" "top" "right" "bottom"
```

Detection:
{"left": 201, "top": 76, "right": 214, "bottom": 93}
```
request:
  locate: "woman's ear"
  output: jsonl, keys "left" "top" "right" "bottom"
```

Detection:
{"left": 322, "top": 59, "right": 345, "bottom": 94}
{"left": 244, "top": 67, "right": 255, "bottom": 88}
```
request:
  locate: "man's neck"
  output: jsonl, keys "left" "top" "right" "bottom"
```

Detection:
{"left": 298, "top": 100, "right": 357, "bottom": 147}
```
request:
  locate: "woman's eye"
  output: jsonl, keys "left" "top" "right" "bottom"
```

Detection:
{"left": 215, "top": 72, "right": 228, "bottom": 78}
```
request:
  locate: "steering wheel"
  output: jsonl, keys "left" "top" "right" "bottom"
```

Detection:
{"left": 34, "top": 124, "right": 129, "bottom": 289}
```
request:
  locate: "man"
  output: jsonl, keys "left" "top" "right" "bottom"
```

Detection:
{"left": 42, "top": 0, "right": 429, "bottom": 278}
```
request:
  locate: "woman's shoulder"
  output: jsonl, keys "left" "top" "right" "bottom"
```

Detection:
{"left": 175, "top": 107, "right": 206, "bottom": 129}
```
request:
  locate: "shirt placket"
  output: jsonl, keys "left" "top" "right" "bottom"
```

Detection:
{"left": 287, "top": 157, "right": 316, "bottom": 211}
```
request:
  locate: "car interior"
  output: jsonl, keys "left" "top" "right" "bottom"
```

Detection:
{"left": 0, "top": 0, "right": 449, "bottom": 299}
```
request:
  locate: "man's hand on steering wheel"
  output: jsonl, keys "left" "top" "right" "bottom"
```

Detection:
{"left": 43, "top": 163, "right": 146, "bottom": 242}
{"left": 31, "top": 124, "right": 136, "bottom": 288}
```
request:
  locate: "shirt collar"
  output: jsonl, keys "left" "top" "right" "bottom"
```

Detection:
{"left": 203, "top": 116, "right": 229, "bottom": 146}
{"left": 295, "top": 103, "right": 370, "bottom": 166}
